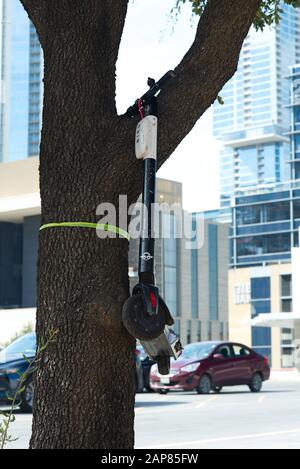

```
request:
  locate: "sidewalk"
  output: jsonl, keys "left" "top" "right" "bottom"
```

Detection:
{"left": 271, "top": 369, "right": 300, "bottom": 382}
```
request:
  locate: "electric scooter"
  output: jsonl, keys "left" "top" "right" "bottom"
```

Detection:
{"left": 122, "top": 71, "right": 183, "bottom": 375}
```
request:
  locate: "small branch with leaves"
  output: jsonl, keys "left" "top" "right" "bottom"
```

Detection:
{"left": 0, "top": 329, "right": 59, "bottom": 450}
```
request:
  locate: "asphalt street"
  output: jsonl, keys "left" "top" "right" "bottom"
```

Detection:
{"left": 2, "top": 378, "right": 300, "bottom": 450}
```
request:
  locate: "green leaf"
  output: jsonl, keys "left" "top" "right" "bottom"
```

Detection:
{"left": 174, "top": 0, "right": 300, "bottom": 30}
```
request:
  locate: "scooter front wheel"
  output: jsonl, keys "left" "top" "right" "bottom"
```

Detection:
{"left": 122, "top": 294, "right": 165, "bottom": 341}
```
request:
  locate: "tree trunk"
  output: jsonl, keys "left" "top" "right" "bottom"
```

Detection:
{"left": 30, "top": 24, "right": 137, "bottom": 450}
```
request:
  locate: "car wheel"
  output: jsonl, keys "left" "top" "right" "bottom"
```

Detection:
{"left": 249, "top": 372, "right": 263, "bottom": 393}
{"left": 158, "top": 389, "right": 169, "bottom": 395}
{"left": 196, "top": 374, "right": 212, "bottom": 395}
{"left": 20, "top": 377, "right": 34, "bottom": 413}
{"left": 214, "top": 386, "right": 223, "bottom": 394}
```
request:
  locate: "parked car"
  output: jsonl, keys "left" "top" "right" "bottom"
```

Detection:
{"left": 150, "top": 341, "right": 270, "bottom": 394}
{"left": 0, "top": 333, "right": 145, "bottom": 412}
{"left": 137, "top": 345, "right": 155, "bottom": 392}
{"left": 0, "top": 333, "right": 36, "bottom": 412}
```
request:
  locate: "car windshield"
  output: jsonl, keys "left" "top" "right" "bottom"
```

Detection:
{"left": 2, "top": 333, "right": 36, "bottom": 358}
{"left": 181, "top": 343, "right": 217, "bottom": 361}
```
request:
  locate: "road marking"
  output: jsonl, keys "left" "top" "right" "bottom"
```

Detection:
{"left": 144, "top": 428, "right": 300, "bottom": 449}
{"left": 195, "top": 396, "right": 218, "bottom": 408}
{"left": 258, "top": 395, "right": 266, "bottom": 404}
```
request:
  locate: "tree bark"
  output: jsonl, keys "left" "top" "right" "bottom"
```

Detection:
{"left": 27, "top": 1, "right": 138, "bottom": 449}
{"left": 18, "top": 0, "right": 262, "bottom": 450}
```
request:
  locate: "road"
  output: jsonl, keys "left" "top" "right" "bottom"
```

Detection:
{"left": 1, "top": 378, "right": 300, "bottom": 450}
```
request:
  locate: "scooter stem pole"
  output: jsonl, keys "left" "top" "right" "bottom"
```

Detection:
{"left": 139, "top": 99, "right": 158, "bottom": 285}
{"left": 139, "top": 158, "right": 156, "bottom": 284}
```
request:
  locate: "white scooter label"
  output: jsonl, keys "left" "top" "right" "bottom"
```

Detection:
{"left": 135, "top": 116, "right": 158, "bottom": 160}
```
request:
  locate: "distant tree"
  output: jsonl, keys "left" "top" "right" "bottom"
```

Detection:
{"left": 19, "top": 0, "right": 300, "bottom": 449}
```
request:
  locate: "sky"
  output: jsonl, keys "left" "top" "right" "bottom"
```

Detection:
{"left": 116, "top": 0, "right": 221, "bottom": 213}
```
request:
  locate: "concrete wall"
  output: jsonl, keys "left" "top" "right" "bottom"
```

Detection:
{"left": 0, "top": 157, "right": 39, "bottom": 199}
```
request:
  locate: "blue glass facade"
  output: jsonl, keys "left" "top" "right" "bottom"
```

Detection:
{"left": 229, "top": 62, "right": 300, "bottom": 268}
{"left": 290, "top": 65, "right": 300, "bottom": 181}
{"left": 28, "top": 23, "right": 42, "bottom": 157}
{"left": 214, "top": 3, "right": 300, "bottom": 208}
{"left": 0, "top": 0, "right": 42, "bottom": 163}
{"left": 231, "top": 186, "right": 300, "bottom": 266}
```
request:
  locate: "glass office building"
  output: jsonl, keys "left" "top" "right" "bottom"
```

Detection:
{"left": 228, "top": 65, "right": 300, "bottom": 368}
{"left": 0, "top": 0, "right": 42, "bottom": 163}
{"left": 289, "top": 64, "right": 300, "bottom": 181}
{"left": 214, "top": 2, "right": 300, "bottom": 209}
{"left": 230, "top": 65, "right": 300, "bottom": 268}
{"left": 231, "top": 183, "right": 300, "bottom": 267}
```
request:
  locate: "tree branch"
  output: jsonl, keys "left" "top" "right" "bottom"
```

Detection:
{"left": 156, "top": 0, "right": 261, "bottom": 167}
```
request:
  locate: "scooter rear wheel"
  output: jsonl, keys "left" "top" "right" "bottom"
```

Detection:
{"left": 122, "top": 294, "right": 165, "bottom": 341}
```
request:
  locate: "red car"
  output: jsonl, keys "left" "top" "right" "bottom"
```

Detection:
{"left": 150, "top": 341, "right": 270, "bottom": 394}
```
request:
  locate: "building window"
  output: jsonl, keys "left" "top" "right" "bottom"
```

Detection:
{"left": 236, "top": 201, "right": 290, "bottom": 226}
{"left": 252, "top": 300, "right": 271, "bottom": 317}
{"left": 294, "top": 199, "right": 300, "bottom": 218}
{"left": 237, "top": 233, "right": 291, "bottom": 257}
{"left": 293, "top": 106, "right": 300, "bottom": 124}
{"left": 281, "top": 329, "right": 294, "bottom": 368}
{"left": 251, "top": 277, "right": 270, "bottom": 301}
{"left": 251, "top": 277, "right": 271, "bottom": 318}
{"left": 251, "top": 277, "right": 272, "bottom": 363}
{"left": 281, "top": 274, "right": 292, "bottom": 313}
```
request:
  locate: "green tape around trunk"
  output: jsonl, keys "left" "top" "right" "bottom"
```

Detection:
{"left": 40, "top": 222, "right": 130, "bottom": 241}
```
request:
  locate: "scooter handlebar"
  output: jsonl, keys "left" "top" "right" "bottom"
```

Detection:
{"left": 126, "top": 70, "right": 176, "bottom": 118}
